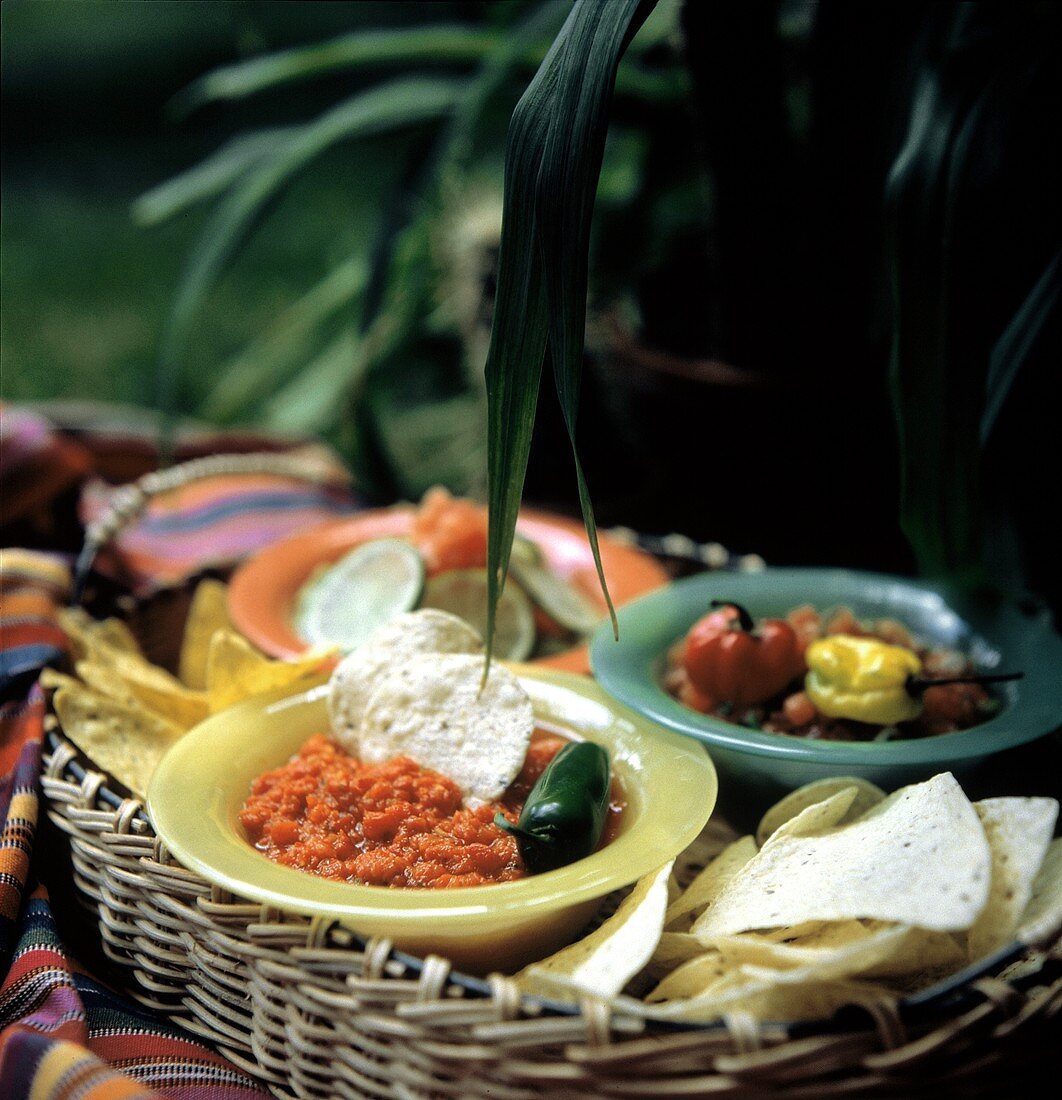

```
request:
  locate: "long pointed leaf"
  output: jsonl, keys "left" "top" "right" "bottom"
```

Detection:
{"left": 131, "top": 128, "right": 299, "bottom": 226}
{"left": 981, "top": 250, "right": 1060, "bottom": 444}
{"left": 170, "top": 20, "right": 677, "bottom": 119}
{"left": 538, "top": 0, "right": 654, "bottom": 639}
{"left": 260, "top": 329, "right": 361, "bottom": 435}
{"left": 483, "top": 0, "right": 655, "bottom": 666}
{"left": 170, "top": 27, "right": 502, "bottom": 117}
{"left": 155, "top": 77, "right": 464, "bottom": 423}
{"left": 203, "top": 257, "right": 367, "bottom": 422}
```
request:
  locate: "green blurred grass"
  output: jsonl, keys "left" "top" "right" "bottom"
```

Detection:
{"left": 0, "top": 0, "right": 424, "bottom": 418}
{"left": 2, "top": 134, "right": 400, "bottom": 414}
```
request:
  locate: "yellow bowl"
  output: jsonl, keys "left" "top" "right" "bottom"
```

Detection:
{"left": 147, "top": 665, "right": 717, "bottom": 974}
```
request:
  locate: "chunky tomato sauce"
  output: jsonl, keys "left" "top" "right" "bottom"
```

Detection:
{"left": 240, "top": 730, "right": 619, "bottom": 888}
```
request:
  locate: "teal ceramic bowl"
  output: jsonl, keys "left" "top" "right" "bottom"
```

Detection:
{"left": 591, "top": 568, "right": 1062, "bottom": 822}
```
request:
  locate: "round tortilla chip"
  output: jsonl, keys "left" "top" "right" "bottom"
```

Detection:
{"left": 756, "top": 777, "right": 886, "bottom": 847}
{"left": 358, "top": 653, "right": 531, "bottom": 804}
{"left": 327, "top": 609, "right": 482, "bottom": 750}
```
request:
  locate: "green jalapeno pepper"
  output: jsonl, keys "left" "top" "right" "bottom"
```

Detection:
{"left": 495, "top": 741, "right": 610, "bottom": 874}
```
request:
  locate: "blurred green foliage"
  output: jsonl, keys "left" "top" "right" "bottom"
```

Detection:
{"left": 2, "top": 1, "right": 419, "bottom": 413}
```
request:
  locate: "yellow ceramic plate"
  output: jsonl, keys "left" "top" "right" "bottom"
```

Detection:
{"left": 147, "top": 665, "right": 717, "bottom": 974}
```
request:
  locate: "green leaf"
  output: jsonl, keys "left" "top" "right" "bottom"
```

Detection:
{"left": 154, "top": 76, "right": 464, "bottom": 426}
{"left": 981, "top": 251, "right": 1059, "bottom": 445}
{"left": 887, "top": 6, "right": 1054, "bottom": 582}
{"left": 170, "top": 26, "right": 502, "bottom": 117}
{"left": 203, "top": 257, "right": 367, "bottom": 422}
{"left": 168, "top": 18, "right": 677, "bottom": 119}
{"left": 131, "top": 128, "right": 298, "bottom": 226}
{"left": 260, "top": 329, "right": 361, "bottom": 435}
{"left": 483, "top": 0, "right": 655, "bottom": 667}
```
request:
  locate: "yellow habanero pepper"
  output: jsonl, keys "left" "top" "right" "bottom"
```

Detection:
{"left": 805, "top": 636, "right": 923, "bottom": 725}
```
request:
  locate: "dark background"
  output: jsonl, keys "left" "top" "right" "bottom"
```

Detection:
{"left": 3, "top": 0, "right": 1059, "bottom": 608}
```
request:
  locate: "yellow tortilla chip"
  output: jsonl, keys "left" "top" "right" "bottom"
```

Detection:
{"left": 53, "top": 686, "right": 182, "bottom": 798}
{"left": 76, "top": 657, "right": 209, "bottom": 731}
{"left": 206, "top": 629, "right": 329, "bottom": 712}
{"left": 57, "top": 607, "right": 141, "bottom": 662}
{"left": 39, "top": 668, "right": 85, "bottom": 695}
{"left": 518, "top": 861, "right": 673, "bottom": 1001}
{"left": 179, "top": 579, "right": 232, "bottom": 690}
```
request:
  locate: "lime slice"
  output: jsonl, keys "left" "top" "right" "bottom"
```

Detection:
{"left": 510, "top": 533, "right": 544, "bottom": 568}
{"left": 509, "top": 555, "right": 604, "bottom": 637}
{"left": 295, "top": 539, "right": 425, "bottom": 651}
{"left": 421, "top": 568, "right": 535, "bottom": 661}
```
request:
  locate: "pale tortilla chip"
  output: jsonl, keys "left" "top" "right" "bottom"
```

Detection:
{"left": 641, "top": 965, "right": 893, "bottom": 1024}
{"left": 967, "top": 797, "right": 1058, "bottom": 960}
{"left": 358, "top": 653, "right": 532, "bottom": 804}
{"left": 1017, "top": 837, "right": 1062, "bottom": 946}
{"left": 756, "top": 777, "right": 886, "bottom": 846}
{"left": 76, "top": 656, "right": 209, "bottom": 731}
{"left": 664, "top": 836, "right": 757, "bottom": 930}
{"left": 518, "top": 862, "right": 673, "bottom": 1001}
{"left": 759, "top": 785, "right": 860, "bottom": 847}
{"left": 53, "top": 686, "right": 182, "bottom": 797}
{"left": 327, "top": 609, "right": 482, "bottom": 748}
{"left": 179, "top": 578, "right": 232, "bottom": 689}
{"left": 206, "top": 630, "right": 328, "bottom": 712}
{"left": 692, "top": 773, "right": 991, "bottom": 937}
{"left": 649, "top": 932, "right": 715, "bottom": 975}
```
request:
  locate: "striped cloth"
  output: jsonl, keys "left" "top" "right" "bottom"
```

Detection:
{"left": 78, "top": 446, "right": 359, "bottom": 597}
{"left": 0, "top": 552, "right": 268, "bottom": 1100}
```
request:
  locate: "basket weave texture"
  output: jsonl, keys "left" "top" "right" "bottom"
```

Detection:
{"left": 40, "top": 726, "right": 1061, "bottom": 1100}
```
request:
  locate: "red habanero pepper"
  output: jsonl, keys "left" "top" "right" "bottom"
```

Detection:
{"left": 682, "top": 602, "right": 805, "bottom": 708}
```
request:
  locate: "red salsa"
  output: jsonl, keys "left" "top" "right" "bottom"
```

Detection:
{"left": 240, "top": 730, "right": 622, "bottom": 888}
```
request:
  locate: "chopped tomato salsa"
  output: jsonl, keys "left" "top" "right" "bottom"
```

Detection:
{"left": 240, "top": 730, "right": 619, "bottom": 888}
{"left": 409, "top": 486, "right": 489, "bottom": 576}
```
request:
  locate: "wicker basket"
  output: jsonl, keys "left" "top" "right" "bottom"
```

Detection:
{"left": 47, "top": 458, "right": 1060, "bottom": 1097}
{"left": 40, "top": 720, "right": 1061, "bottom": 1100}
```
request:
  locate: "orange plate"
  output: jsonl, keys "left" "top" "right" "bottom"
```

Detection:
{"left": 227, "top": 506, "right": 668, "bottom": 674}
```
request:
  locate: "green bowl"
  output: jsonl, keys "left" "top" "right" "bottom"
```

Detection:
{"left": 591, "top": 568, "right": 1062, "bottom": 822}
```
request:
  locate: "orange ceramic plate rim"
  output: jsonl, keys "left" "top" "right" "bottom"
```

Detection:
{"left": 228, "top": 506, "right": 669, "bottom": 673}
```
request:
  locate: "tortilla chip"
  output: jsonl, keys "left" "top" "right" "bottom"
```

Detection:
{"left": 967, "top": 797, "right": 1058, "bottom": 960}
{"left": 650, "top": 932, "right": 715, "bottom": 975}
{"left": 1017, "top": 838, "right": 1062, "bottom": 946}
{"left": 328, "top": 609, "right": 483, "bottom": 748}
{"left": 664, "top": 836, "right": 757, "bottom": 930}
{"left": 646, "top": 952, "right": 729, "bottom": 1002}
{"left": 58, "top": 607, "right": 142, "bottom": 663}
{"left": 39, "top": 668, "right": 85, "bottom": 695}
{"left": 760, "top": 785, "right": 860, "bottom": 847}
{"left": 692, "top": 773, "right": 991, "bottom": 937}
{"left": 53, "top": 686, "right": 182, "bottom": 798}
{"left": 359, "top": 653, "right": 533, "bottom": 804}
{"left": 756, "top": 777, "right": 886, "bottom": 846}
{"left": 518, "top": 862, "right": 673, "bottom": 1001}
{"left": 179, "top": 578, "right": 232, "bottom": 690}
{"left": 206, "top": 630, "right": 328, "bottom": 712}
{"left": 641, "top": 965, "right": 893, "bottom": 1023}
{"left": 76, "top": 656, "right": 209, "bottom": 731}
